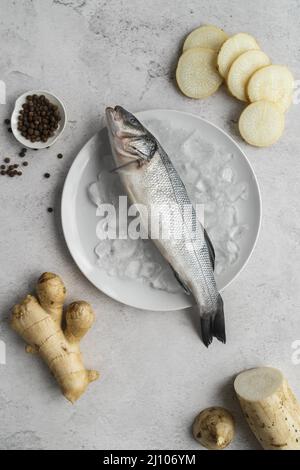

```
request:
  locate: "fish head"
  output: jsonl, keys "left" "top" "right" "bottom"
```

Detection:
{"left": 106, "top": 106, "right": 157, "bottom": 169}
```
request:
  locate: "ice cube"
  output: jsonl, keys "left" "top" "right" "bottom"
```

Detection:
{"left": 111, "top": 239, "right": 138, "bottom": 260}
{"left": 226, "top": 240, "right": 239, "bottom": 265}
{"left": 182, "top": 131, "right": 215, "bottom": 162}
{"left": 95, "top": 241, "right": 111, "bottom": 259}
{"left": 140, "top": 261, "right": 161, "bottom": 279}
{"left": 226, "top": 182, "right": 248, "bottom": 202}
{"left": 228, "top": 252, "right": 238, "bottom": 265}
{"left": 229, "top": 224, "right": 248, "bottom": 240}
{"left": 215, "top": 262, "right": 225, "bottom": 275}
{"left": 151, "top": 268, "right": 182, "bottom": 293}
{"left": 225, "top": 153, "right": 234, "bottom": 162}
{"left": 107, "top": 265, "right": 118, "bottom": 277}
{"left": 88, "top": 182, "right": 103, "bottom": 207}
{"left": 222, "top": 206, "right": 237, "bottom": 227}
{"left": 195, "top": 179, "right": 206, "bottom": 193}
{"left": 124, "top": 260, "right": 141, "bottom": 279}
{"left": 241, "top": 185, "right": 249, "bottom": 200}
{"left": 221, "top": 166, "right": 234, "bottom": 183}
{"left": 227, "top": 240, "right": 238, "bottom": 254}
{"left": 215, "top": 250, "right": 227, "bottom": 275}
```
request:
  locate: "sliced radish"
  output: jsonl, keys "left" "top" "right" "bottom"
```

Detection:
{"left": 247, "top": 64, "right": 294, "bottom": 112}
{"left": 227, "top": 50, "right": 270, "bottom": 101}
{"left": 183, "top": 25, "right": 228, "bottom": 52}
{"left": 217, "top": 33, "right": 260, "bottom": 78}
{"left": 176, "top": 47, "right": 223, "bottom": 99}
{"left": 238, "top": 100, "right": 285, "bottom": 147}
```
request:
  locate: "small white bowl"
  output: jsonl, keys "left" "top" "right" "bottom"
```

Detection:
{"left": 11, "top": 90, "right": 67, "bottom": 149}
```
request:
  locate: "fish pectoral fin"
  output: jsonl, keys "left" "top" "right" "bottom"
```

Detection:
{"left": 204, "top": 229, "right": 215, "bottom": 271}
{"left": 170, "top": 267, "right": 191, "bottom": 295}
{"left": 110, "top": 159, "right": 141, "bottom": 173}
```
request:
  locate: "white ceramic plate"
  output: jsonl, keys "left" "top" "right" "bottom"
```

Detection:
{"left": 61, "top": 109, "right": 261, "bottom": 311}
{"left": 11, "top": 90, "right": 67, "bottom": 149}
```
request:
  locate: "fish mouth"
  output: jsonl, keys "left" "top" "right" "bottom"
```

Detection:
{"left": 106, "top": 106, "right": 118, "bottom": 135}
{"left": 106, "top": 105, "right": 121, "bottom": 120}
{"left": 105, "top": 106, "right": 123, "bottom": 130}
{"left": 106, "top": 106, "right": 137, "bottom": 163}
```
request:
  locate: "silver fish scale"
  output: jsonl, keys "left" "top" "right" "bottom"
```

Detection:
{"left": 124, "top": 145, "right": 219, "bottom": 314}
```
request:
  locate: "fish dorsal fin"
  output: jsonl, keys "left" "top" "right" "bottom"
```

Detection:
{"left": 204, "top": 229, "right": 215, "bottom": 271}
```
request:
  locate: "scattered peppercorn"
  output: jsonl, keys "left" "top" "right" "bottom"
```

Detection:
{"left": 19, "top": 147, "right": 27, "bottom": 157}
{"left": 1, "top": 136, "right": 64, "bottom": 188}
{"left": 8, "top": 127, "right": 12, "bottom": 133}
{"left": 4, "top": 118, "right": 10, "bottom": 125}
{"left": 47, "top": 207, "right": 53, "bottom": 213}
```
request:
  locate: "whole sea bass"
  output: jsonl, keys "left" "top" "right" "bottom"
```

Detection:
{"left": 106, "top": 105, "right": 225, "bottom": 346}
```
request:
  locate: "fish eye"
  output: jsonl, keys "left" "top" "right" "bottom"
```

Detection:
{"left": 128, "top": 115, "right": 139, "bottom": 126}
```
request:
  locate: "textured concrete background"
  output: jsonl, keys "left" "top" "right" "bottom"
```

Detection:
{"left": 0, "top": 0, "right": 300, "bottom": 450}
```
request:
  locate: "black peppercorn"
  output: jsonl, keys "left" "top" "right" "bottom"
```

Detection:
{"left": 17, "top": 94, "right": 61, "bottom": 143}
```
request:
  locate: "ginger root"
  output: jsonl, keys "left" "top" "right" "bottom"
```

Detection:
{"left": 11, "top": 272, "right": 99, "bottom": 403}
{"left": 192, "top": 406, "right": 235, "bottom": 450}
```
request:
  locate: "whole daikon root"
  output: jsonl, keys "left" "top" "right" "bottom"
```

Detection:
{"left": 11, "top": 272, "right": 99, "bottom": 403}
{"left": 235, "top": 367, "right": 300, "bottom": 450}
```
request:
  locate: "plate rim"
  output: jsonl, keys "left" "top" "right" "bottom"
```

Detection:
{"left": 61, "top": 108, "right": 262, "bottom": 310}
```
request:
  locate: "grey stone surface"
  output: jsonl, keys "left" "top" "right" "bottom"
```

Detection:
{"left": 0, "top": 0, "right": 300, "bottom": 451}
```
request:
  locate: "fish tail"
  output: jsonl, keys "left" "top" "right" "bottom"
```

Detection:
{"left": 201, "top": 296, "right": 226, "bottom": 347}
{"left": 212, "top": 296, "right": 226, "bottom": 344}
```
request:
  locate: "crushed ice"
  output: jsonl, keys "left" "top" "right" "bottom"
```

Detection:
{"left": 88, "top": 119, "right": 249, "bottom": 293}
